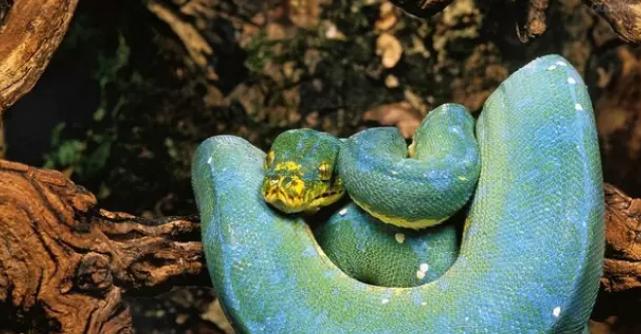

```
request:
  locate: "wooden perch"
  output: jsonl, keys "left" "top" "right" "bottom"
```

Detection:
{"left": 0, "top": 159, "right": 641, "bottom": 332}
{"left": 0, "top": 0, "right": 78, "bottom": 112}
{"left": 601, "top": 184, "right": 641, "bottom": 292}
{"left": 585, "top": 0, "right": 641, "bottom": 44}
{"left": 0, "top": 160, "right": 205, "bottom": 333}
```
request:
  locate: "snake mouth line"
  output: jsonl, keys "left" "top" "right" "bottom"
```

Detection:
{"left": 264, "top": 186, "right": 344, "bottom": 213}
{"left": 311, "top": 189, "right": 343, "bottom": 201}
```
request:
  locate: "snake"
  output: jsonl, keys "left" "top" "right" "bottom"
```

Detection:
{"left": 192, "top": 55, "right": 604, "bottom": 333}
{"left": 261, "top": 102, "right": 477, "bottom": 287}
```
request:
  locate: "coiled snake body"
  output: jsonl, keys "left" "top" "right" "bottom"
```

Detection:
{"left": 192, "top": 55, "right": 604, "bottom": 333}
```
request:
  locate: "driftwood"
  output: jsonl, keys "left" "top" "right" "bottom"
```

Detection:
{"left": 0, "top": 159, "right": 640, "bottom": 332}
{"left": 0, "top": 160, "right": 205, "bottom": 333}
{"left": 0, "top": 0, "right": 78, "bottom": 111}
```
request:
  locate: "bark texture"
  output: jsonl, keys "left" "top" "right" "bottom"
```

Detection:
{"left": 0, "top": 0, "right": 79, "bottom": 112}
{"left": 522, "top": 0, "right": 549, "bottom": 41}
{"left": 0, "top": 160, "right": 205, "bottom": 333}
{"left": 602, "top": 183, "right": 641, "bottom": 292}
{"left": 584, "top": 0, "right": 641, "bottom": 44}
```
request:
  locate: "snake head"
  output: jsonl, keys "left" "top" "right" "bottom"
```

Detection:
{"left": 262, "top": 129, "right": 344, "bottom": 213}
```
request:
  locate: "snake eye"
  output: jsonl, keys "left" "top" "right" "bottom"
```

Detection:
{"left": 319, "top": 162, "right": 332, "bottom": 181}
{"left": 265, "top": 151, "right": 275, "bottom": 169}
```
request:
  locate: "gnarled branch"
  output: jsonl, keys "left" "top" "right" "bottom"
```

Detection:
{"left": 0, "top": 160, "right": 205, "bottom": 333}
{"left": 585, "top": 0, "right": 641, "bottom": 44}
{"left": 0, "top": 0, "right": 78, "bottom": 112}
{"left": 602, "top": 184, "right": 641, "bottom": 292}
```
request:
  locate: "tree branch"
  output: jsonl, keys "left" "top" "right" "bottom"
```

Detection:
{"left": 602, "top": 183, "right": 641, "bottom": 292}
{"left": 0, "top": 160, "right": 205, "bottom": 333}
{"left": 0, "top": 0, "right": 79, "bottom": 112}
{"left": 585, "top": 0, "right": 641, "bottom": 44}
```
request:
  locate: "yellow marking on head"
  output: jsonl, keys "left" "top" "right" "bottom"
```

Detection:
{"left": 351, "top": 197, "right": 447, "bottom": 230}
{"left": 318, "top": 162, "right": 331, "bottom": 180}
{"left": 262, "top": 166, "right": 344, "bottom": 213}
{"left": 288, "top": 177, "right": 305, "bottom": 195}
{"left": 265, "top": 150, "right": 275, "bottom": 168}
{"left": 274, "top": 161, "right": 302, "bottom": 173}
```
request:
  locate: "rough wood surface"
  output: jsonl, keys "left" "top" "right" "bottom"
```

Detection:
{"left": 0, "top": 0, "right": 79, "bottom": 112}
{"left": 521, "top": 0, "right": 549, "bottom": 41}
{"left": 0, "top": 159, "right": 640, "bottom": 332}
{"left": 601, "top": 183, "right": 641, "bottom": 292}
{"left": 0, "top": 160, "right": 205, "bottom": 333}
{"left": 585, "top": 0, "right": 641, "bottom": 44}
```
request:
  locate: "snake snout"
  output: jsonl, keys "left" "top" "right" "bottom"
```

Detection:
{"left": 261, "top": 175, "right": 308, "bottom": 213}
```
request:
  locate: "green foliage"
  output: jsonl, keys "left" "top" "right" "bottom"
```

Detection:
{"left": 42, "top": 1, "right": 227, "bottom": 215}
{"left": 44, "top": 34, "right": 129, "bottom": 181}
{"left": 44, "top": 124, "right": 86, "bottom": 169}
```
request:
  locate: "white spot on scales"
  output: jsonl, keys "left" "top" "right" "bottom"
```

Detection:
{"left": 394, "top": 233, "right": 405, "bottom": 244}
{"left": 575, "top": 103, "right": 584, "bottom": 111}
{"left": 567, "top": 77, "right": 576, "bottom": 85}
{"left": 416, "top": 263, "right": 429, "bottom": 279}
{"left": 552, "top": 306, "right": 561, "bottom": 318}
{"left": 381, "top": 298, "right": 390, "bottom": 305}
{"left": 338, "top": 208, "right": 348, "bottom": 216}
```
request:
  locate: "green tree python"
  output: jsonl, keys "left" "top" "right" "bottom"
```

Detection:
{"left": 192, "top": 55, "right": 604, "bottom": 333}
